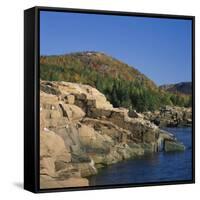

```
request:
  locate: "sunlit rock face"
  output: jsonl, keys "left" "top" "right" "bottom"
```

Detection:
{"left": 40, "top": 80, "right": 185, "bottom": 188}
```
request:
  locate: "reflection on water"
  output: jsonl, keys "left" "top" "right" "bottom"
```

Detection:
{"left": 89, "top": 128, "right": 192, "bottom": 186}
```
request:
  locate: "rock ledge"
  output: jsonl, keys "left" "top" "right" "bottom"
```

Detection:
{"left": 40, "top": 81, "right": 185, "bottom": 188}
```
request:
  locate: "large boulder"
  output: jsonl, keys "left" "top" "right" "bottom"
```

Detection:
{"left": 40, "top": 130, "right": 71, "bottom": 177}
{"left": 60, "top": 103, "right": 85, "bottom": 121}
{"left": 52, "top": 81, "right": 113, "bottom": 109}
{"left": 164, "top": 140, "right": 185, "bottom": 152}
{"left": 40, "top": 131, "right": 71, "bottom": 160}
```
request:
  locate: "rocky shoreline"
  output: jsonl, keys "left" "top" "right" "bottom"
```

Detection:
{"left": 40, "top": 81, "right": 187, "bottom": 189}
{"left": 143, "top": 106, "right": 192, "bottom": 128}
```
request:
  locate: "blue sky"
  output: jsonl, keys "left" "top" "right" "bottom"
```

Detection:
{"left": 40, "top": 11, "right": 192, "bottom": 85}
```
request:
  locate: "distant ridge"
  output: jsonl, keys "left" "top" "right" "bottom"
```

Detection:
{"left": 160, "top": 82, "right": 192, "bottom": 95}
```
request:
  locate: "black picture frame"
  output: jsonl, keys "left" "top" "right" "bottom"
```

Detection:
{"left": 24, "top": 6, "right": 195, "bottom": 193}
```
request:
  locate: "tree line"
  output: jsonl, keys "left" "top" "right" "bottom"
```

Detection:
{"left": 40, "top": 63, "right": 192, "bottom": 112}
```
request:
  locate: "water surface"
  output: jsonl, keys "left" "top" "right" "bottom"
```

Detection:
{"left": 89, "top": 127, "right": 192, "bottom": 186}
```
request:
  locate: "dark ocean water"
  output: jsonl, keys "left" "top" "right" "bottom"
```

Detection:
{"left": 89, "top": 127, "right": 192, "bottom": 186}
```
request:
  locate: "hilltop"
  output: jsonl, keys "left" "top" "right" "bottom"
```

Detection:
{"left": 40, "top": 51, "right": 156, "bottom": 88}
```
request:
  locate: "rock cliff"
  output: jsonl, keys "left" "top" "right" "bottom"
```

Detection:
{"left": 40, "top": 80, "right": 185, "bottom": 188}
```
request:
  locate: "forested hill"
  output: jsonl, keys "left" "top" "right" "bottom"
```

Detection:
{"left": 40, "top": 51, "right": 156, "bottom": 89}
{"left": 40, "top": 51, "right": 191, "bottom": 112}
{"left": 160, "top": 82, "right": 192, "bottom": 95}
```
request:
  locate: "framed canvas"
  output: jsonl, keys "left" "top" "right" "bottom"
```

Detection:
{"left": 24, "top": 6, "right": 195, "bottom": 193}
